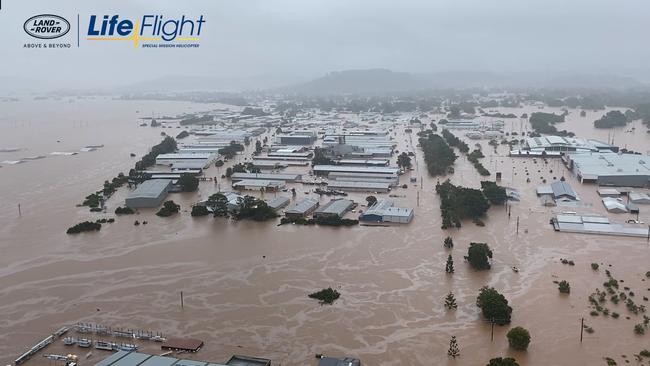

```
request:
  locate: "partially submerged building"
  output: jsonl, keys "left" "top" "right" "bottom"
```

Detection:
{"left": 266, "top": 196, "right": 291, "bottom": 210}
{"left": 327, "top": 181, "right": 391, "bottom": 193}
{"left": 230, "top": 172, "right": 302, "bottom": 183}
{"left": 313, "top": 199, "right": 355, "bottom": 218}
{"left": 538, "top": 181, "right": 578, "bottom": 201}
{"left": 630, "top": 192, "right": 650, "bottom": 204}
{"left": 232, "top": 179, "right": 285, "bottom": 192}
{"left": 285, "top": 198, "right": 319, "bottom": 219}
{"left": 359, "top": 200, "right": 414, "bottom": 223}
{"left": 313, "top": 165, "right": 399, "bottom": 176}
{"left": 94, "top": 351, "right": 272, "bottom": 366}
{"left": 602, "top": 197, "right": 628, "bottom": 213}
{"left": 156, "top": 153, "right": 217, "bottom": 168}
{"left": 565, "top": 152, "right": 650, "bottom": 187}
{"left": 551, "top": 214, "right": 649, "bottom": 237}
{"left": 523, "top": 136, "right": 617, "bottom": 153}
{"left": 318, "top": 356, "right": 361, "bottom": 366}
{"left": 125, "top": 179, "right": 172, "bottom": 208}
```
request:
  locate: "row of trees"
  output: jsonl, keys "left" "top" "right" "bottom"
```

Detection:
{"left": 436, "top": 180, "right": 507, "bottom": 228}
{"left": 134, "top": 136, "right": 177, "bottom": 170}
{"left": 419, "top": 131, "right": 457, "bottom": 176}
{"left": 194, "top": 193, "right": 278, "bottom": 221}
{"left": 436, "top": 180, "right": 490, "bottom": 228}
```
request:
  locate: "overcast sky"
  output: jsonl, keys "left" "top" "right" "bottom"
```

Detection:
{"left": 1, "top": 0, "right": 650, "bottom": 89}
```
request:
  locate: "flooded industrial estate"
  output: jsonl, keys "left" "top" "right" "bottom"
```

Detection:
{"left": 2, "top": 97, "right": 650, "bottom": 366}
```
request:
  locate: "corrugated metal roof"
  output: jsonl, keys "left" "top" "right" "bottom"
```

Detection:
{"left": 230, "top": 173, "right": 301, "bottom": 181}
{"left": 313, "top": 165, "right": 399, "bottom": 175}
{"left": 314, "top": 199, "right": 354, "bottom": 215}
{"left": 551, "top": 181, "right": 577, "bottom": 199}
{"left": 127, "top": 179, "right": 172, "bottom": 199}
{"left": 327, "top": 181, "right": 391, "bottom": 190}
{"left": 286, "top": 198, "right": 319, "bottom": 214}
{"left": 266, "top": 196, "right": 290, "bottom": 210}
{"left": 139, "top": 355, "right": 177, "bottom": 366}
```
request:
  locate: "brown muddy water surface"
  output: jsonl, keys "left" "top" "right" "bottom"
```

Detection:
{"left": 1, "top": 99, "right": 650, "bottom": 366}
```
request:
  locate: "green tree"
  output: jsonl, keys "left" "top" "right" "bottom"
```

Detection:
{"left": 255, "top": 140, "right": 262, "bottom": 155}
{"left": 207, "top": 193, "right": 229, "bottom": 217}
{"left": 366, "top": 195, "right": 377, "bottom": 206}
{"left": 190, "top": 205, "right": 209, "bottom": 217}
{"left": 446, "top": 255, "right": 455, "bottom": 274}
{"left": 234, "top": 195, "right": 278, "bottom": 221}
{"left": 486, "top": 357, "right": 520, "bottom": 366}
{"left": 506, "top": 327, "right": 531, "bottom": 351}
{"left": 481, "top": 181, "right": 507, "bottom": 205}
{"left": 397, "top": 152, "right": 412, "bottom": 169}
{"left": 447, "top": 336, "right": 460, "bottom": 358}
{"left": 476, "top": 286, "right": 512, "bottom": 325}
{"left": 445, "top": 292, "right": 458, "bottom": 310}
{"left": 444, "top": 236, "right": 454, "bottom": 249}
{"left": 465, "top": 242, "right": 493, "bottom": 270}
{"left": 156, "top": 200, "right": 180, "bottom": 217}
{"left": 312, "top": 147, "right": 334, "bottom": 166}
{"left": 178, "top": 173, "right": 199, "bottom": 192}
{"left": 558, "top": 280, "right": 570, "bottom": 294}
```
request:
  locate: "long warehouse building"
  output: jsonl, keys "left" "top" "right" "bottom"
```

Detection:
{"left": 125, "top": 179, "right": 173, "bottom": 208}
{"left": 313, "top": 165, "right": 399, "bottom": 176}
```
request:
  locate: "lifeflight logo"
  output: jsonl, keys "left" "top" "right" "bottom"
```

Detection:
{"left": 86, "top": 15, "right": 205, "bottom": 48}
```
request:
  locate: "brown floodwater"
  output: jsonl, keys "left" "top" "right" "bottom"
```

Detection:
{"left": 1, "top": 98, "right": 650, "bottom": 366}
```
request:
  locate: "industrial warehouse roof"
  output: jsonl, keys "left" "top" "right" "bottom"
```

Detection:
{"left": 525, "top": 136, "right": 615, "bottom": 152}
{"left": 266, "top": 196, "right": 290, "bottom": 210}
{"left": 384, "top": 206, "right": 414, "bottom": 217}
{"left": 127, "top": 179, "right": 172, "bottom": 199}
{"left": 314, "top": 165, "right": 399, "bottom": 175}
{"left": 568, "top": 153, "right": 650, "bottom": 178}
{"left": 364, "top": 200, "right": 394, "bottom": 215}
{"left": 230, "top": 172, "right": 301, "bottom": 181}
{"left": 552, "top": 214, "right": 648, "bottom": 237}
{"left": 95, "top": 351, "right": 270, "bottom": 366}
{"left": 550, "top": 181, "right": 578, "bottom": 200}
{"left": 285, "top": 198, "right": 319, "bottom": 214}
{"left": 157, "top": 153, "right": 216, "bottom": 160}
{"left": 630, "top": 192, "right": 650, "bottom": 203}
{"left": 314, "top": 199, "right": 354, "bottom": 215}
{"left": 327, "top": 181, "right": 391, "bottom": 190}
{"left": 232, "top": 179, "right": 285, "bottom": 188}
{"left": 336, "top": 159, "right": 389, "bottom": 166}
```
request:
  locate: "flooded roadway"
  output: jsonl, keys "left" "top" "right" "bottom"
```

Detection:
{"left": 1, "top": 98, "right": 650, "bottom": 366}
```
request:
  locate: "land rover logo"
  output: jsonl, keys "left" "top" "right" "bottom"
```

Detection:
{"left": 24, "top": 14, "right": 70, "bottom": 39}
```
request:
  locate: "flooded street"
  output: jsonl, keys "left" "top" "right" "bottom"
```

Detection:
{"left": 1, "top": 99, "right": 650, "bottom": 366}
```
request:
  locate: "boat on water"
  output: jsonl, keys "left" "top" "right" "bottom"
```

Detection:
{"left": 512, "top": 266, "right": 519, "bottom": 273}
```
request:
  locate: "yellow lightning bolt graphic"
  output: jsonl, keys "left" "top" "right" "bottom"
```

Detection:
{"left": 86, "top": 20, "right": 200, "bottom": 47}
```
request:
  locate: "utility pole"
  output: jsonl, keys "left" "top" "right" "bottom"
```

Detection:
{"left": 180, "top": 291, "right": 184, "bottom": 309}
{"left": 417, "top": 191, "right": 420, "bottom": 207}
{"left": 516, "top": 216, "right": 520, "bottom": 234}
{"left": 491, "top": 318, "right": 495, "bottom": 342}
{"left": 18, "top": 203, "right": 21, "bottom": 217}
{"left": 580, "top": 317, "right": 584, "bottom": 342}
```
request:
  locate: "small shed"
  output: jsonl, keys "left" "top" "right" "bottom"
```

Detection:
{"left": 597, "top": 188, "right": 620, "bottom": 198}
{"left": 161, "top": 338, "right": 203, "bottom": 352}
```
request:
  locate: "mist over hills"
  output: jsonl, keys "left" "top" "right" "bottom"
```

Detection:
{"left": 0, "top": 69, "right": 643, "bottom": 95}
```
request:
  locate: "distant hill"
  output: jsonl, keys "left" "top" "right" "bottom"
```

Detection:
{"left": 286, "top": 69, "right": 643, "bottom": 95}
{"left": 289, "top": 69, "right": 424, "bottom": 95}
{"left": 121, "top": 74, "right": 306, "bottom": 93}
